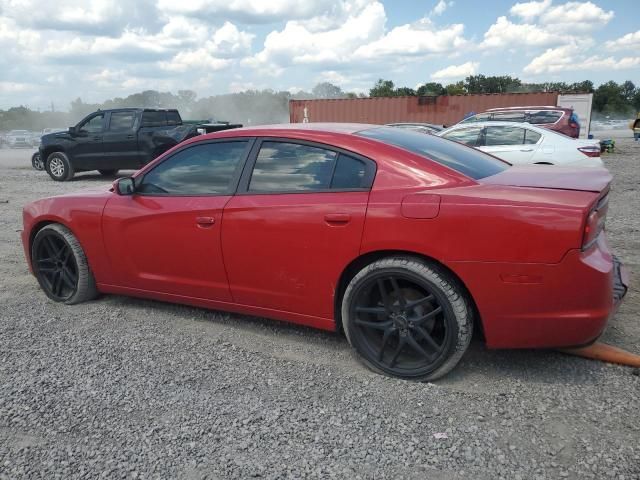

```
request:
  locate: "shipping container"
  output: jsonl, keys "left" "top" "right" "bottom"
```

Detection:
{"left": 289, "top": 92, "right": 559, "bottom": 126}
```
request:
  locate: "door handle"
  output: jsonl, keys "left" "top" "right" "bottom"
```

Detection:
{"left": 195, "top": 216, "right": 215, "bottom": 226}
{"left": 126, "top": 135, "right": 135, "bottom": 139}
{"left": 92, "top": 136, "right": 102, "bottom": 141}
{"left": 324, "top": 213, "right": 351, "bottom": 224}
{"left": 520, "top": 148, "right": 534, "bottom": 152}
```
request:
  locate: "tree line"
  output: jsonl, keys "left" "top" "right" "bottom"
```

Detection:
{"left": 1, "top": 77, "right": 638, "bottom": 131}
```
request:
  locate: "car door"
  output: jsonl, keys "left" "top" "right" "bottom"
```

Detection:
{"left": 480, "top": 125, "right": 537, "bottom": 165}
{"left": 221, "top": 139, "right": 375, "bottom": 319}
{"left": 102, "top": 139, "right": 253, "bottom": 300}
{"left": 102, "top": 110, "right": 141, "bottom": 169}
{"left": 70, "top": 112, "right": 106, "bottom": 168}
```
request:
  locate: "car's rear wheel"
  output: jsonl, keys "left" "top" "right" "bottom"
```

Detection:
{"left": 31, "top": 152, "right": 44, "bottom": 170}
{"left": 98, "top": 169, "right": 119, "bottom": 176}
{"left": 31, "top": 224, "right": 98, "bottom": 304}
{"left": 342, "top": 257, "right": 472, "bottom": 381}
{"left": 46, "top": 152, "right": 74, "bottom": 181}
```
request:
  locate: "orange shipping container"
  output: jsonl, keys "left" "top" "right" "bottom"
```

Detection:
{"left": 289, "top": 92, "right": 559, "bottom": 127}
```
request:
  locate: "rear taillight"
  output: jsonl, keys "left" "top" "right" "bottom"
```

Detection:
{"left": 582, "top": 195, "right": 608, "bottom": 249}
{"left": 578, "top": 146, "right": 600, "bottom": 157}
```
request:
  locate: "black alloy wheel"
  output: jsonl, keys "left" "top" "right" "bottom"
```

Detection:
{"left": 32, "top": 152, "right": 44, "bottom": 170}
{"left": 31, "top": 224, "right": 98, "bottom": 304}
{"left": 343, "top": 257, "right": 472, "bottom": 381}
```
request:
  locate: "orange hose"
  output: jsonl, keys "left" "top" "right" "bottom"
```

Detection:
{"left": 559, "top": 342, "right": 640, "bottom": 368}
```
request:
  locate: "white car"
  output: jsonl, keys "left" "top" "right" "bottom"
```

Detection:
{"left": 437, "top": 121, "right": 603, "bottom": 167}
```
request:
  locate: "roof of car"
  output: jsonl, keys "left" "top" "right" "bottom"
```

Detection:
{"left": 223, "top": 122, "right": 379, "bottom": 134}
{"left": 485, "top": 106, "right": 571, "bottom": 112}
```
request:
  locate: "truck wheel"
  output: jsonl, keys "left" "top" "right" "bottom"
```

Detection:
{"left": 98, "top": 169, "right": 119, "bottom": 176}
{"left": 32, "top": 152, "right": 44, "bottom": 171}
{"left": 46, "top": 152, "right": 74, "bottom": 181}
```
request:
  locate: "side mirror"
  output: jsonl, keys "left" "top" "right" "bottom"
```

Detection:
{"left": 68, "top": 126, "right": 77, "bottom": 135}
{"left": 115, "top": 177, "right": 135, "bottom": 196}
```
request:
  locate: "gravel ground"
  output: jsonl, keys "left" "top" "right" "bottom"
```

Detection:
{"left": 0, "top": 138, "right": 638, "bottom": 479}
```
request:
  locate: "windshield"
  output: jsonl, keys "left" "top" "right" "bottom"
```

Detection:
{"left": 357, "top": 127, "right": 509, "bottom": 180}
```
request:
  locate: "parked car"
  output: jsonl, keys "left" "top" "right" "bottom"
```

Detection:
{"left": 6, "top": 130, "right": 33, "bottom": 148}
{"left": 459, "top": 106, "right": 581, "bottom": 138}
{"left": 386, "top": 123, "right": 444, "bottom": 134}
{"left": 438, "top": 121, "right": 603, "bottom": 167}
{"left": 21, "top": 124, "right": 627, "bottom": 381}
{"left": 38, "top": 108, "right": 241, "bottom": 181}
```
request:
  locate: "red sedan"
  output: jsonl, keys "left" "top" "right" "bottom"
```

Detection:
{"left": 21, "top": 124, "right": 628, "bottom": 381}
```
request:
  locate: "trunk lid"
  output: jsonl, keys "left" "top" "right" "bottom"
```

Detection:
{"left": 481, "top": 165, "right": 611, "bottom": 193}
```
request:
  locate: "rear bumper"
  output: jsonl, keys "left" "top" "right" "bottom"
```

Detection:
{"left": 450, "top": 233, "right": 629, "bottom": 348}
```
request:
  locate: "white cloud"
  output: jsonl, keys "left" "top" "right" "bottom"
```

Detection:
{"left": 431, "top": 61, "right": 478, "bottom": 80}
{"left": 605, "top": 30, "right": 640, "bottom": 52}
{"left": 481, "top": 15, "right": 563, "bottom": 48}
{"left": 430, "top": 0, "right": 453, "bottom": 16}
{"left": 524, "top": 44, "right": 640, "bottom": 74}
{"left": 540, "top": 1, "right": 614, "bottom": 29}
{"left": 510, "top": 0, "right": 551, "bottom": 21}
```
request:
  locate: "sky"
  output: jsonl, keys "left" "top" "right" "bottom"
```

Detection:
{"left": 0, "top": 0, "right": 639, "bottom": 110}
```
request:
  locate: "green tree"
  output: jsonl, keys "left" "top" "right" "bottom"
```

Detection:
{"left": 311, "top": 82, "right": 345, "bottom": 99}
{"left": 395, "top": 87, "right": 417, "bottom": 96}
{"left": 445, "top": 81, "right": 466, "bottom": 95}
{"left": 369, "top": 79, "right": 396, "bottom": 97}
{"left": 417, "top": 82, "right": 446, "bottom": 96}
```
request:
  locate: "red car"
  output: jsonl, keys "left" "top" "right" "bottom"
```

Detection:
{"left": 21, "top": 124, "right": 628, "bottom": 381}
{"left": 459, "top": 106, "right": 581, "bottom": 138}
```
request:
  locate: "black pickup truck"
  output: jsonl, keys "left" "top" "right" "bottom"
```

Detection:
{"left": 35, "top": 108, "right": 241, "bottom": 181}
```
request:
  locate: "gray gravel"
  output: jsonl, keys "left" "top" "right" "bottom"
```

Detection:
{"left": 0, "top": 139, "right": 639, "bottom": 479}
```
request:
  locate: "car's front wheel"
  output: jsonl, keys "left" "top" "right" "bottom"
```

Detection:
{"left": 45, "top": 152, "right": 75, "bottom": 181}
{"left": 342, "top": 257, "right": 473, "bottom": 381}
{"left": 31, "top": 152, "right": 44, "bottom": 170}
{"left": 31, "top": 224, "right": 98, "bottom": 304}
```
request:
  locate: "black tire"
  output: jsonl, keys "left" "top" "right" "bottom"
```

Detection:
{"left": 31, "top": 224, "right": 98, "bottom": 305}
{"left": 45, "top": 151, "right": 74, "bottom": 181}
{"left": 98, "top": 169, "right": 119, "bottom": 176}
{"left": 342, "top": 257, "right": 473, "bottom": 382}
{"left": 31, "top": 152, "right": 44, "bottom": 171}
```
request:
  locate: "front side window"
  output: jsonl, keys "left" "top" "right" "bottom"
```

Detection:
{"left": 109, "top": 111, "right": 136, "bottom": 131}
{"left": 249, "top": 142, "right": 338, "bottom": 192}
{"left": 485, "top": 126, "right": 526, "bottom": 146}
{"left": 138, "top": 141, "right": 248, "bottom": 195}
{"left": 79, "top": 114, "right": 104, "bottom": 133}
{"left": 441, "top": 126, "right": 483, "bottom": 146}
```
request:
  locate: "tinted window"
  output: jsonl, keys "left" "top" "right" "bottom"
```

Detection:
{"left": 332, "top": 154, "right": 367, "bottom": 189}
{"left": 166, "top": 111, "right": 181, "bottom": 126}
{"left": 492, "top": 111, "right": 526, "bottom": 122}
{"left": 442, "top": 126, "right": 482, "bottom": 146}
{"left": 524, "top": 129, "right": 542, "bottom": 144}
{"left": 249, "top": 142, "right": 338, "bottom": 192}
{"left": 527, "top": 110, "right": 563, "bottom": 124}
{"left": 485, "top": 126, "right": 525, "bottom": 146}
{"left": 79, "top": 114, "right": 104, "bottom": 133}
{"left": 357, "top": 127, "right": 508, "bottom": 180}
{"left": 109, "top": 111, "right": 135, "bottom": 131}
{"left": 138, "top": 141, "right": 247, "bottom": 195}
{"left": 461, "top": 113, "right": 491, "bottom": 123}
{"left": 141, "top": 111, "right": 166, "bottom": 127}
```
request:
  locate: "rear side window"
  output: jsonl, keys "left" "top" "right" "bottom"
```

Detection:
{"left": 485, "top": 126, "right": 525, "bottom": 146}
{"left": 166, "top": 111, "right": 182, "bottom": 126}
{"left": 249, "top": 142, "right": 337, "bottom": 192}
{"left": 526, "top": 110, "right": 563, "bottom": 124}
{"left": 109, "top": 111, "right": 136, "bottom": 131}
{"left": 332, "top": 154, "right": 367, "bottom": 189}
{"left": 524, "top": 129, "right": 542, "bottom": 144}
{"left": 441, "top": 126, "right": 483, "bottom": 146}
{"left": 491, "top": 111, "right": 526, "bottom": 122}
{"left": 357, "top": 127, "right": 508, "bottom": 180}
{"left": 142, "top": 111, "right": 167, "bottom": 127}
{"left": 138, "top": 141, "right": 248, "bottom": 195}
